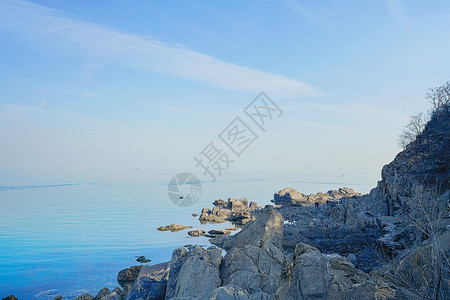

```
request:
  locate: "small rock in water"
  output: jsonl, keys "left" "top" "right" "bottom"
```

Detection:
{"left": 53, "top": 296, "right": 63, "bottom": 300}
{"left": 157, "top": 224, "right": 193, "bottom": 232}
{"left": 136, "top": 255, "right": 151, "bottom": 263}
{"left": 192, "top": 213, "right": 198, "bottom": 217}
{"left": 208, "top": 229, "right": 231, "bottom": 235}
{"left": 2, "top": 296, "right": 18, "bottom": 300}
{"left": 188, "top": 230, "right": 206, "bottom": 237}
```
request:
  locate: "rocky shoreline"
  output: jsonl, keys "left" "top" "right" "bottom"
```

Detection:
{"left": 3, "top": 102, "right": 449, "bottom": 300}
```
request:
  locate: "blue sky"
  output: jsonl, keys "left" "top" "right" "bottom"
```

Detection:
{"left": 0, "top": 0, "right": 449, "bottom": 183}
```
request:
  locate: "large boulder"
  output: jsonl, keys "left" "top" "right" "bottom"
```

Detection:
{"left": 211, "top": 207, "right": 284, "bottom": 250}
{"left": 221, "top": 241, "right": 285, "bottom": 296}
{"left": 117, "top": 265, "right": 143, "bottom": 288}
{"left": 274, "top": 187, "right": 306, "bottom": 205}
{"left": 126, "top": 262, "right": 170, "bottom": 300}
{"left": 166, "top": 245, "right": 222, "bottom": 299}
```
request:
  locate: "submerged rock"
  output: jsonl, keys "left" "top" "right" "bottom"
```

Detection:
{"left": 157, "top": 224, "right": 192, "bottom": 232}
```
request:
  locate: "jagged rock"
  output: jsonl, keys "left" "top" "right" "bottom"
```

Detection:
{"left": 221, "top": 242, "right": 284, "bottom": 296}
{"left": 293, "top": 242, "right": 319, "bottom": 263}
{"left": 211, "top": 207, "right": 284, "bottom": 250}
{"left": 275, "top": 187, "right": 361, "bottom": 207}
{"left": 274, "top": 187, "right": 305, "bottom": 205}
{"left": 99, "top": 288, "right": 120, "bottom": 300}
{"left": 213, "top": 199, "right": 227, "bottom": 207}
{"left": 126, "top": 262, "right": 170, "bottom": 300}
{"left": 117, "top": 265, "right": 143, "bottom": 288}
{"left": 249, "top": 201, "right": 260, "bottom": 210}
{"left": 157, "top": 224, "right": 192, "bottom": 232}
{"left": 94, "top": 288, "right": 110, "bottom": 300}
{"left": 136, "top": 256, "right": 151, "bottom": 263}
{"left": 2, "top": 296, "right": 18, "bottom": 300}
{"left": 53, "top": 296, "right": 63, "bottom": 300}
{"left": 188, "top": 230, "right": 206, "bottom": 237}
{"left": 72, "top": 294, "right": 94, "bottom": 300}
{"left": 166, "top": 245, "right": 222, "bottom": 299}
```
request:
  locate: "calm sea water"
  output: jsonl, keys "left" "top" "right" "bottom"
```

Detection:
{"left": 0, "top": 170, "right": 378, "bottom": 299}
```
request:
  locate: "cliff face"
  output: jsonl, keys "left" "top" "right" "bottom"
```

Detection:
{"left": 373, "top": 108, "right": 449, "bottom": 216}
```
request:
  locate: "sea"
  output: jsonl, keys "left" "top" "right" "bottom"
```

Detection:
{"left": 0, "top": 169, "right": 379, "bottom": 299}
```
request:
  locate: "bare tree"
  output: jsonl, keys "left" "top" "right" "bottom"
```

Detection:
{"left": 397, "top": 112, "right": 427, "bottom": 149}
{"left": 427, "top": 81, "right": 450, "bottom": 118}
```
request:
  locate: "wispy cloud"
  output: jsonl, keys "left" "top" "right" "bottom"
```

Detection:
{"left": 0, "top": 0, "right": 322, "bottom": 97}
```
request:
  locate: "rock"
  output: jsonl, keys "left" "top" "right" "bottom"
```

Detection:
{"left": 249, "top": 201, "right": 260, "bottom": 210}
{"left": 99, "top": 287, "right": 121, "bottom": 300}
{"left": 274, "top": 187, "right": 306, "bottom": 205}
{"left": 221, "top": 242, "right": 284, "bottom": 296}
{"left": 72, "top": 294, "right": 94, "bottom": 300}
{"left": 293, "top": 242, "right": 319, "bottom": 263}
{"left": 188, "top": 230, "right": 206, "bottom": 237}
{"left": 94, "top": 288, "right": 110, "bottom": 300}
{"left": 53, "top": 296, "right": 63, "bottom": 300}
{"left": 208, "top": 229, "right": 231, "bottom": 235}
{"left": 126, "top": 262, "right": 170, "bottom": 300}
{"left": 287, "top": 251, "right": 330, "bottom": 299}
{"left": 117, "top": 265, "right": 143, "bottom": 288}
{"left": 227, "top": 198, "right": 246, "bottom": 212}
{"left": 210, "top": 285, "right": 249, "bottom": 299}
{"left": 166, "top": 245, "right": 222, "bottom": 299}
{"left": 213, "top": 199, "right": 227, "bottom": 207}
{"left": 192, "top": 213, "right": 198, "bottom": 217}
{"left": 157, "top": 224, "right": 192, "bottom": 232}
{"left": 2, "top": 296, "right": 18, "bottom": 300}
{"left": 226, "top": 227, "right": 239, "bottom": 231}
{"left": 346, "top": 253, "right": 357, "bottom": 265}
{"left": 211, "top": 207, "right": 284, "bottom": 250}
{"left": 136, "top": 256, "right": 151, "bottom": 263}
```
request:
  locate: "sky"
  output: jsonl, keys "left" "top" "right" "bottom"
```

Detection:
{"left": 0, "top": 0, "right": 449, "bottom": 184}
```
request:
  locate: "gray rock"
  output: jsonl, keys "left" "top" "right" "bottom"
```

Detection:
{"left": 286, "top": 251, "right": 329, "bottom": 300}
{"left": 211, "top": 207, "right": 284, "bottom": 250}
{"left": 117, "top": 265, "right": 143, "bottom": 288}
{"left": 94, "top": 288, "right": 110, "bottom": 300}
{"left": 221, "top": 243, "right": 284, "bottom": 296}
{"left": 166, "top": 245, "right": 222, "bottom": 299}
{"left": 274, "top": 187, "right": 306, "bottom": 205}
{"left": 126, "top": 263, "right": 170, "bottom": 300}
{"left": 210, "top": 285, "right": 249, "bottom": 300}
{"left": 72, "top": 294, "right": 94, "bottom": 300}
